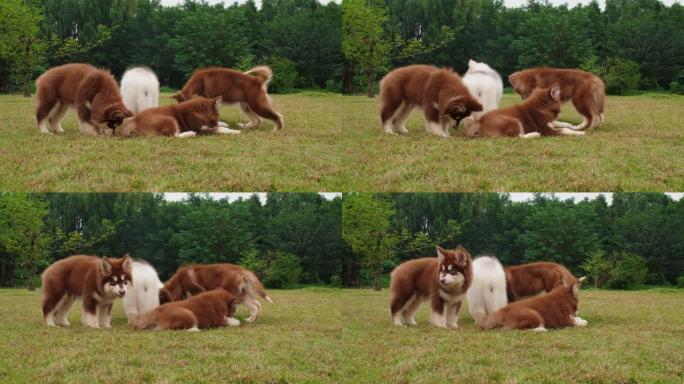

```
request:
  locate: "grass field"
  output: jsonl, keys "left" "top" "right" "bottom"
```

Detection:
{"left": 0, "top": 92, "right": 682, "bottom": 191}
{"left": 1, "top": 288, "right": 682, "bottom": 383}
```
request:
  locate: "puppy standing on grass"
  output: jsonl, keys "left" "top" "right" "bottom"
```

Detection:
{"left": 35, "top": 63, "right": 133, "bottom": 135}
{"left": 476, "top": 278, "right": 588, "bottom": 331}
{"left": 467, "top": 256, "right": 508, "bottom": 322}
{"left": 132, "top": 289, "right": 241, "bottom": 331}
{"left": 159, "top": 263, "right": 273, "bottom": 323}
{"left": 462, "top": 59, "right": 504, "bottom": 124}
{"left": 114, "top": 96, "right": 239, "bottom": 137}
{"left": 120, "top": 66, "right": 159, "bottom": 114}
{"left": 389, "top": 245, "right": 473, "bottom": 328}
{"left": 41, "top": 254, "right": 132, "bottom": 328}
{"left": 379, "top": 65, "right": 483, "bottom": 137}
{"left": 123, "top": 259, "right": 164, "bottom": 323}
{"left": 506, "top": 261, "right": 585, "bottom": 302}
{"left": 463, "top": 85, "right": 585, "bottom": 138}
{"left": 509, "top": 67, "right": 605, "bottom": 131}
{"left": 173, "top": 66, "right": 283, "bottom": 132}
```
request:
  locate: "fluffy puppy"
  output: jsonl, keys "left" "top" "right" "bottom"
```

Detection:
{"left": 462, "top": 59, "right": 504, "bottom": 124}
{"left": 464, "top": 85, "right": 585, "bottom": 138}
{"left": 132, "top": 289, "right": 241, "bottom": 331}
{"left": 506, "top": 261, "right": 585, "bottom": 302}
{"left": 379, "top": 65, "right": 482, "bottom": 137}
{"left": 477, "top": 279, "right": 587, "bottom": 331}
{"left": 35, "top": 63, "right": 133, "bottom": 135}
{"left": 159, "top": 263, "right": 272, "bottom": 323}
{"left": 467, "top": 256, "right": 508, "bottom": 322}
{"left": 389, "top": 245, "right": 473, "bottom": 328}
{"left": 41, "top": 254, "right": 132, "bottom": 328}
{"left": 173, "top": 66, "right": 283, "bottom": 131}
{"left": 123, "top": 259, "right": 163, "bottom": 323}
{"left": 509, "top": 67, "right": 605, "bottom": 131}
{"left": 114, "top": 96, "right": 239, "bottom": 137}
{"left": 120, "top": 66, "right": 160, "bottom": 114}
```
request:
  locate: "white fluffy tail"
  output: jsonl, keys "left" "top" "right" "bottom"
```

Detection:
{"left": 123, "top": 260, "right": 163, "bottom": 322}
{"left": 120, "top": 66, "right": 160, "bottom": 115}
{"left": 467, "top": 256, "right": 508, "bottom": 321}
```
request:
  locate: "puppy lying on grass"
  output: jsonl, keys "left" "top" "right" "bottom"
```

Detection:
{"left": 132, "top": 289, "right": 241, "bottom": 331}
{"left": 115, "top": 96, "right": 240, "bottom": 138}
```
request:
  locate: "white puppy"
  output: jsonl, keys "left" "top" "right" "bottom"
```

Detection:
{"left": 462, "top": 59, "right": 504, "bottom": 124}
{"left": 123, "top": 260, "right": 163, "bottom": 323}
{"left": 120, "top": 66, "right": 160, "bottom": 115}
{"left": 467, "top": 256, "right": 508, "bottom": 322}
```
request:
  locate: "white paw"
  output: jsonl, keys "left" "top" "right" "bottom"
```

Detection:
{"left": 227, "top": 317, "right": 241, "bottom": 326}
{"left": 216, "top": 126, "right": 241, "bottom": 135}
{"left": 532, "top": 326, "right": 547, "bottom": 332}
{"left": 187, "top": 326, "right": 200, "bottom": 332}
{"left": 574, "top": 317, "right": 588, "bottom": 327}
{"left": 404, "top": 318, "right": 418, "bottom": 326}
{"left": 218, "top": 121, "right": 229, "bottom": 128}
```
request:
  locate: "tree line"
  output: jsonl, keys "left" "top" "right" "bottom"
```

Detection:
{"left": 1, "top": 0, "right": 682, "bottom": 96}
{"left": 0, "top": 193, "right": 342, "bottom": 290}
{"left": 342, "top": 193, "right": 684, "bottom": 290}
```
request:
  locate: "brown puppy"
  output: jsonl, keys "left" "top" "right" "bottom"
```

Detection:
{"left": 173, "top": 66, "right": 283, "bottom": 131}
{"left": 132, "top": 289, "right": 240, "bottom": 331}
{"left": 35, "top": 63, "right": 133, "bottom": 135}
{"left": 477, "top": 279, "right": 587, "bottom": 331}
{"left": 159, "top": 263, "right": 272, "bottom": 323}
{"left": 41, "top": 254, "right": 133, "bottom": 328}
{"left": 509, "top": 67, "right": 605, "bottom": 131}
{"left": 464, "top": 85, "right": 585, "bottom": 138}
{"left": 114, "top": 96, "right": 238, "bottom": 138}
{"left": 379, "top": 65, "right": 483, "bottom": 137}
{"left": 389, "top": 245, "right": 473, "bottom": 328}
{"left": 506, "top": 261, "right": 584, "bottom": 302}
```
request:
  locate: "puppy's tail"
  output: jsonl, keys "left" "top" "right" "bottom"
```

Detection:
{"left": 243, "top": 270, "right": 273, "bottom": 303}
{"left": 592, "top": 76, "right": 605, "bottom": 116}
{"left": 244, "top": 66, "right": 273, "bottom": 88}
{"left": 131, "top": 310, "right": 158, "bottom": 330}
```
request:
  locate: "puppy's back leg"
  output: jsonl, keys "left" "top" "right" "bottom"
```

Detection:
{"left": 238, "top": 102, "right": 261, "bottom": 129}
{"left": 36, "top": 97, "right": 58, "bottom": 134}
{"left": 251, "top": 97, "right": 284, "bottom": 132}
{"left": 49, "top": 102, "right": 69, "bottom": 134}
{"left": 159, "top": 308, "right": 198, "bottom": 331}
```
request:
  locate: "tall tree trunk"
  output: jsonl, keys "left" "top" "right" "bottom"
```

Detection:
{"left": 366, "top": 69, "right": 374, "bottom": 98}
{"left": 22, "top": 38, "right": 31, "bottom": 97}
{"left": 27, "top": 260, "right": 35, "bottom": 291}
{"left": 341, "top": 61, "right": 354, "bottom": 95}
{"left": 373, "top": 267, "right": 381, "bottom": 291}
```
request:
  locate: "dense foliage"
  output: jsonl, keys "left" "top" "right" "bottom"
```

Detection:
{"left": 341, "top": 193, "right": 684, "bottom": 289}
{"left": 0, "top": 193, "right": 342, "bottom": 288}
{"left": 0, "top": 0, "right": 681, "bottom": 95}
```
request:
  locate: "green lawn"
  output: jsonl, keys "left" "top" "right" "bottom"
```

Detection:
{"left": 1, "top": 288, "right": 682, "bottom": 383}
{"left": 0, "top": 92, "right": 341, "bottom": 192}
{"left": 338, "top": 93, "right": 684, "bottom": 191}
{"left": 0, "top": 92, "right": 682, "bottom": 191}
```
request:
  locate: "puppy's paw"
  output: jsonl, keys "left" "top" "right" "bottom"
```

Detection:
{"left": 574, "top": 317, "right": 588, "bottom": 327}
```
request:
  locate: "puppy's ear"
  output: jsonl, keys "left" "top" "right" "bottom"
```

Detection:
{"left": 469, "top": 99, "right": 483, "bottom": 112}
{"left": 468, "top": 59, "right": 476, "bottom": 68}
{"left": 454, "top": 245, "right": 471, "bottom": 266}
{"left": 121, "top": 254, "right": 133, "bottom": 272}
{"left": 213, "top": 96, "right": 223, "bottom": 110}
{"left": 100, "top": 258, "right": 113, "bottom": 274}
{"left": 159, "top": 287, "right": 172, "bottom": 304}
{"left": 171, "top": 93, "right": 184, "bottom": 102}
{"left": 550, "top": 84, "right": 562, "bottom": 102}
{"left": 578, "top": 276, "right": 587, "bottom": 285}
{"left": 124, "top": 108, "right": 134, "bottom": 118}
{"left": 508, "top": 72, "right": 519, "bottom": 88}
{"left": 436, "top": 246, "right": 447, "bottom": 263}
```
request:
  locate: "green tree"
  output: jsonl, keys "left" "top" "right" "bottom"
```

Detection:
{"left": 0, "top": 0, "right": 45, "bottom": 95}
{"left": 342, "top": 193, "right": 397, "bottom": 290}
{"left": 581, "top": 250, "right": 611, "bottom": 288}
{"left": 0, "top": 194, "right": 52, "bottom": 290}
{"left": 342, "top": 0, "right": 389, "bottom": 97}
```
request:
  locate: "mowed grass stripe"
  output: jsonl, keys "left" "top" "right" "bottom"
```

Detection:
{"left": 0, "top": 93, "right": 682, "bottom": 191}
{"left": 0, "top": 288, "right": 682, "bottom": 383}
